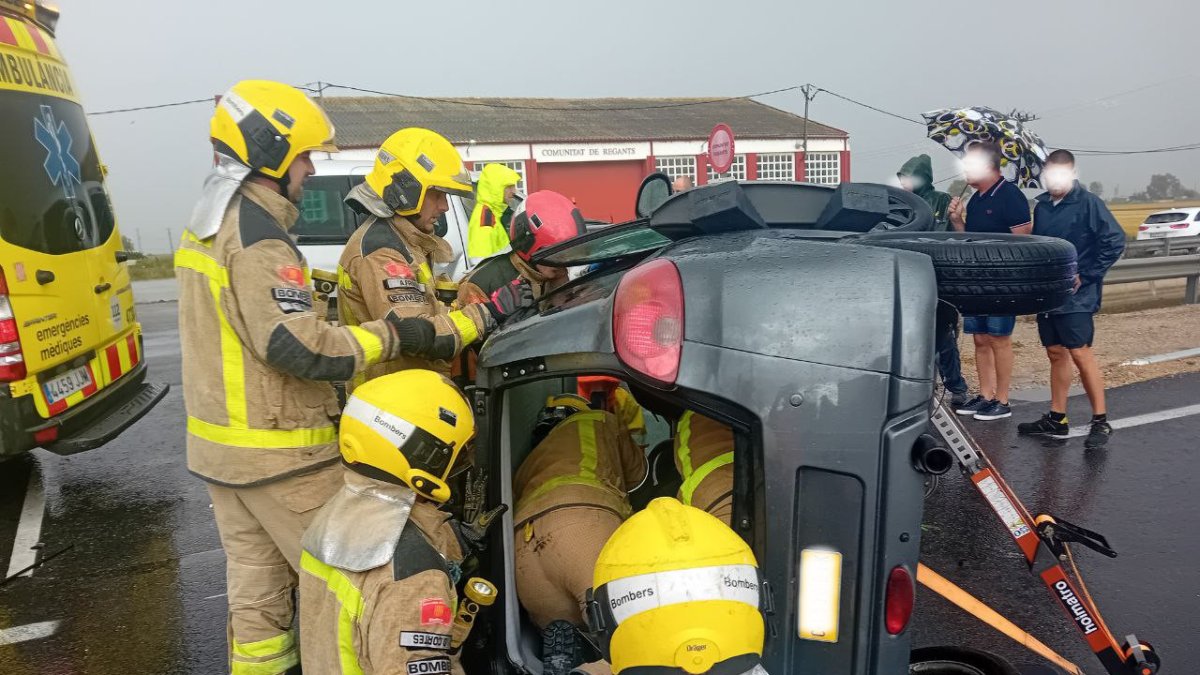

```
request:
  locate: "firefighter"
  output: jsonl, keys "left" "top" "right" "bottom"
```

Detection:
{"left": 457, "top": 189, "right": 587, "bottom": 306}
{"left": 466, "top": 162, "right": 522, "bottom": 259}
{"left": 577, "top": 376, "right": 647, "bottom": 450}
{"left": 338, "top": 128, "right": 532, "bottom": 388}
{"left": 177, "top": 80, "right": 447, "bottom": 674}
{"left": 513, "top": 394, "right": 647, "bottom": 630}
{"left": 674, "top": 411, "right": 734, "bottom": 525}
{"left": 299, "top": 369, "right": 498, "bottom": 675}
{"left": 585, "top": 497, "right": 768, "bottom": 675}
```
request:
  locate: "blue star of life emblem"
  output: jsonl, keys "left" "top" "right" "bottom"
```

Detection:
{"left": 34, "top": 105, "right": 82, "bottom": 200}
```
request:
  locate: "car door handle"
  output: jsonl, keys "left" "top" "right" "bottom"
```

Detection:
{"left": 94, "top": 282, "right": 112, "bottom": 294}
{"left": 115, "top": 251, "right": 129, "bottom": 263}
{"left": 36, "top": 270, "right": 55, "bottom": 285}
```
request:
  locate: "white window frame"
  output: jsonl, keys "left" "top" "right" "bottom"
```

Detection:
{"left": 756, "top": 153, "right": 795, "bottom": 182}
{"left": 655, "top": 155, "right": 697, "bottom": 182}
{"left": 804, "top": 152, "right": 841, "bottom": 186}
{"left": 707, "top": 154, "right": 747, "bottom": 182}
{"left": 473, "top": 160, "right": 527, "bottom": 192}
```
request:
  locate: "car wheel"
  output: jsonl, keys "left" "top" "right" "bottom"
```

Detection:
{"left": 851, "top": 232, "right": 1077, "bottom": 316}
{"left": 909, "top": 646, "right": 1020, "bottom": 675}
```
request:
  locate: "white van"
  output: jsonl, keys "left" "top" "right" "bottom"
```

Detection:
{"left": 295, "top": 158, "right": 481, "bottom": 283}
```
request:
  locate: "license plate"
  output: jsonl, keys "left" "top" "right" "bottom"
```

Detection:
{"left": 1147, "top": 232, "right": 1169, "bottom": 238}
{"left": 43, "top": 365, "right": 93, "bottom": 404}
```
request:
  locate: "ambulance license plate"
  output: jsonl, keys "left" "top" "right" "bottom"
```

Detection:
{"left": 43, "top": 366, "right": 93, "bottom": 404}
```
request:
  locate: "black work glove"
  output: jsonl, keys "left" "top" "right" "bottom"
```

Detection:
{"left": 486, "top": 279, "right": 535, "bottom": 323}
{"left": 387, "top": 316, "right": 456, "bottom": 360}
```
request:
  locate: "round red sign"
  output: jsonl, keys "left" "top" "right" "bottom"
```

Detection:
{"left": 708, "top": 123, "right": 735, "bottom": 175}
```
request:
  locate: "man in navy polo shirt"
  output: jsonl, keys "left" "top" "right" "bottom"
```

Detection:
{"left": 1018, "top": 150, "right": 1125, "bottom": 448}
{"left": 948, "top": 142, "right": 1031, "bottom": 421}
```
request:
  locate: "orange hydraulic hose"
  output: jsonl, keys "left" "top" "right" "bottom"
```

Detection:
{"left": 917, "top": 563, "right": 1085, "bottom": 675}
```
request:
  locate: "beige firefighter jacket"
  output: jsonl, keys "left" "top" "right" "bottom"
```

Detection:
{"left": 456, "top": 252, "right": 553, "bottom": 307}
{"left": 674, "top": 411, "right": 734, "bottom": 522}
{"left": 177, "top": 182, "right": 404, "bottom": 487}
{"left": 300, "top": 476, "right": 466, "bottom": 675}
{"left": 338, "top": 215, "right": 492, "bottom": 385}
{"left": 513, "top": 410, "right": 646, "bottom": 526}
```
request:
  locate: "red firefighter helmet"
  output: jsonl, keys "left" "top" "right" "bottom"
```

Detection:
{"left": 508, "top": 190, "right": 586, "bottom": 261}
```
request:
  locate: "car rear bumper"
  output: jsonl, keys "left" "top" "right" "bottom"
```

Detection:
{"left": 0, "top": 360, "right": 169, "bottom": 457}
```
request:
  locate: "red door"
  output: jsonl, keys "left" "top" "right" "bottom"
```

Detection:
{"left": 535, "top": 161, "right": 645, "bottom": 223}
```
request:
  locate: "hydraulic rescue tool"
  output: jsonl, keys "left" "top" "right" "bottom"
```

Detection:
{"left": 929, "top": 401, "right": 1160, "bottom": 675}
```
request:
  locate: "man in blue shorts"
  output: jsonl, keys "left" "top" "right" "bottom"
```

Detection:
{"left": 948, "top": 142, "right": 1031, "bottom": 421}
{"left": 1017, "top": 150, "right": 1125, "bottom": 448}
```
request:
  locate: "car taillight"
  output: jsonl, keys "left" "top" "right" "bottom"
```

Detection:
{"left": 1138, "top": 225, "right": 1149, "bottom": 231}
{"left": 613, "top": 258, "right": 683, "bottom": 385}
{"left": 885, "top": 565, "right": 915, "bottom": 635}
{"left": 1170, "top": 223, "right": 1189, "bottom": 229}
{"left": 0, "top": 266, "right": 26, "bottom": 382}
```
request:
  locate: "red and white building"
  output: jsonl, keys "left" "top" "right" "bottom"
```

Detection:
{"left": 322, "top": 96, "right": 850, "bottom": 223}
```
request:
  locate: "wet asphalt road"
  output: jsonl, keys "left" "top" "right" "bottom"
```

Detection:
{"left": 0, "top": 299, "right": 1196, "bottom": 674}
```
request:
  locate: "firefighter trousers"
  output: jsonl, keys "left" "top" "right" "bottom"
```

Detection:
{"left": 206, "top": 465, "right": 342, "bottom": 675}
{"left": 514, "top": 506, "right": 623, "bottom": 629}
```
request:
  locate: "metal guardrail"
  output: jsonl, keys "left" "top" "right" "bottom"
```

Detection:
{"left": 1105, "top": 253, "right": 1200, "bottom": 304}
{"left": 1122, "top": 235, "right": 1200, "bottom": 259}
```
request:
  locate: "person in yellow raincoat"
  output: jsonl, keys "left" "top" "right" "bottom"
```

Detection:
{"left": 467, "top": 163, "right": 522, "bottom": 259}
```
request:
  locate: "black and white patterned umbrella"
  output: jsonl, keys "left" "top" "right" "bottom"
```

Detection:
{"left": 923, "top": 107, "right": 1049, "bottom": 188}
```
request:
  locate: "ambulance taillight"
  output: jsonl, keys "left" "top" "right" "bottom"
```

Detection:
{"left": 0, "top": 266, "right": 27, "bottom": 382}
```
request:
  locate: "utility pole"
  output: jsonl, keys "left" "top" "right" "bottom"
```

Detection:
{"left": 800, "top": 84, "right": 819, "bottom": 156}
{"left": 166, "top": 227, "right": 175, "bottom": 255}
{"left": 136, "top": 228, "right": 143, "bottom": 253}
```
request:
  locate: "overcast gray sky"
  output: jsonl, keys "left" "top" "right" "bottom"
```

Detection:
{"left": 60, "top": 0, "right": 1195, "bottom": 253}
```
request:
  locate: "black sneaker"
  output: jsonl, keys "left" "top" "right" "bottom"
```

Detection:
{"left": 1017, "top": 413, "right": 1069, "bottom": 438}
{"left": 955, "top": 395, "right": 988, "bottom": 415}
{"left": 1085, "top": 421, "right": 1113, "bottom": 449}
{"left": 973, "top": 400, "right": 1012, "bottom": 421}
{"left": 949, "top": 391, "right": 970, "bottom": 409}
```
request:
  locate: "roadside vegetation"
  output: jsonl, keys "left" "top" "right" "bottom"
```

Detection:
{"left": 128, "top": 254, "right": 175, "bottom": 281}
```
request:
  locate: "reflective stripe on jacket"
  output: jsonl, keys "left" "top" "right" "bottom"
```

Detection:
{"left": 338, "top": 215, "right": 491, "bottom": 388}
{"left": 299, "top": 500, "right": 465, "bottom": 675}
{"left": 674, "top": 411, "right": 734, "bottom": 517}
{"left": 514, "top": 410, "right": 646, "bottom": 524}
{"left": 177, "top": 182, "right": 399, "bottom": 486}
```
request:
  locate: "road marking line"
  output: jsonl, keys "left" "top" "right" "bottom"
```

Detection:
{"left": 203, "top": 592, "right": 227, "bottom": 600}
{"left": 5, "top": 471, "right": 46, "bottom": 580}
{"left": 0, "top": 620, "right": 60, "bottom": 646}
{"left": 1066, "top": 403, "right": 1200, "bottom": 438}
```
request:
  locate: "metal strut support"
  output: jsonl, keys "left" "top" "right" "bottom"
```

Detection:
{"left": 929, "top": 401, "right": 1160, "bottom": 675}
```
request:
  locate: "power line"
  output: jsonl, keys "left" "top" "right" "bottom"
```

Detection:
{"left": 813, "top": 87, "right": 924, "bottom": 126}
{"left": 89, "top": 97, "right": 214, "bottom": 116}
{"left": 320, "top": 82, "right": 803, "bottom": 111}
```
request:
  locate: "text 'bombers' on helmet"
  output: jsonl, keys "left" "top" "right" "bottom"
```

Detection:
{"left": 209, "top": 80, "right": 338, "bottom": 179}
{"left": 590, "top": 498, "right": 766, "bottom": 675}
{"left": 364, "top": 128, "right": 473, "bottom": 217}
{"left": 337, "top": 370, "right": 473, "bottom": 503}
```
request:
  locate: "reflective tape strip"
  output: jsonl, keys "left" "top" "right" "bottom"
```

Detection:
{"left": 233, "top": 630, "right": 296, "bottom": 659}
{"left": 342, "top": 396, "right": 415, "bottom": 449}
{"left": 301, "top": 551, "right": 366, "bottom": 675}
{"left": 680, "top": 452, "right": 734, "bottom": 507}
{"left": 3, "top": 18, "right": 35, "bottom": 51}
{"left": 174, "top": 247, "right": 229, "bottom": 286}
{"left": 187, "top": 416, "right": 336, "bottom": 449}
{"left": 676, "top": 410, "right": 696, "bottom": 476}
{"left": 602, "top": 564, "right": 760, "bottom": 625}
{"left": 346, "top": 326, "right": 384, "bottom": 366}
{"left": 517, "top": 412, "right": 610, "bottom": 510}
{"left": 448, "top": 310, "right": 479, "bottom": 346}
{"left": 231, "top": 652, "right": 300, "bottom": 675}
{"left": 176, "top": 247, "right": 250, "bottom": 428}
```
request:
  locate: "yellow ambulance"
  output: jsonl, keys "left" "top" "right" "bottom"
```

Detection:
{"left": 0, "top": 0, "right": 167, "bottom": 459}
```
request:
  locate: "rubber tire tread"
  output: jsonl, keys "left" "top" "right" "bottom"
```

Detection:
{"left": 853, "top": 232, "right": 1078, "bottom": 316}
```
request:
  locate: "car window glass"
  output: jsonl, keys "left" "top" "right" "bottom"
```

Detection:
{"left": 0, "top": 93, "right": 106, "bottom": 254}
{"left": 1144, "top": 213, "right": 1188, "bottom": 224}
{"left": 294, "top": 175, "right": 366, "bottom": 241}
{"left": 536, "top": 224, "right": 669, "bottom": 267}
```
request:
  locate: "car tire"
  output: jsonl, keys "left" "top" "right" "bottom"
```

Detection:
{"left": 909, "top": 646, "right": 1020, "bottom": 675}
{"left": 851, "top": 232, "right": 1078, "bottom": 316}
